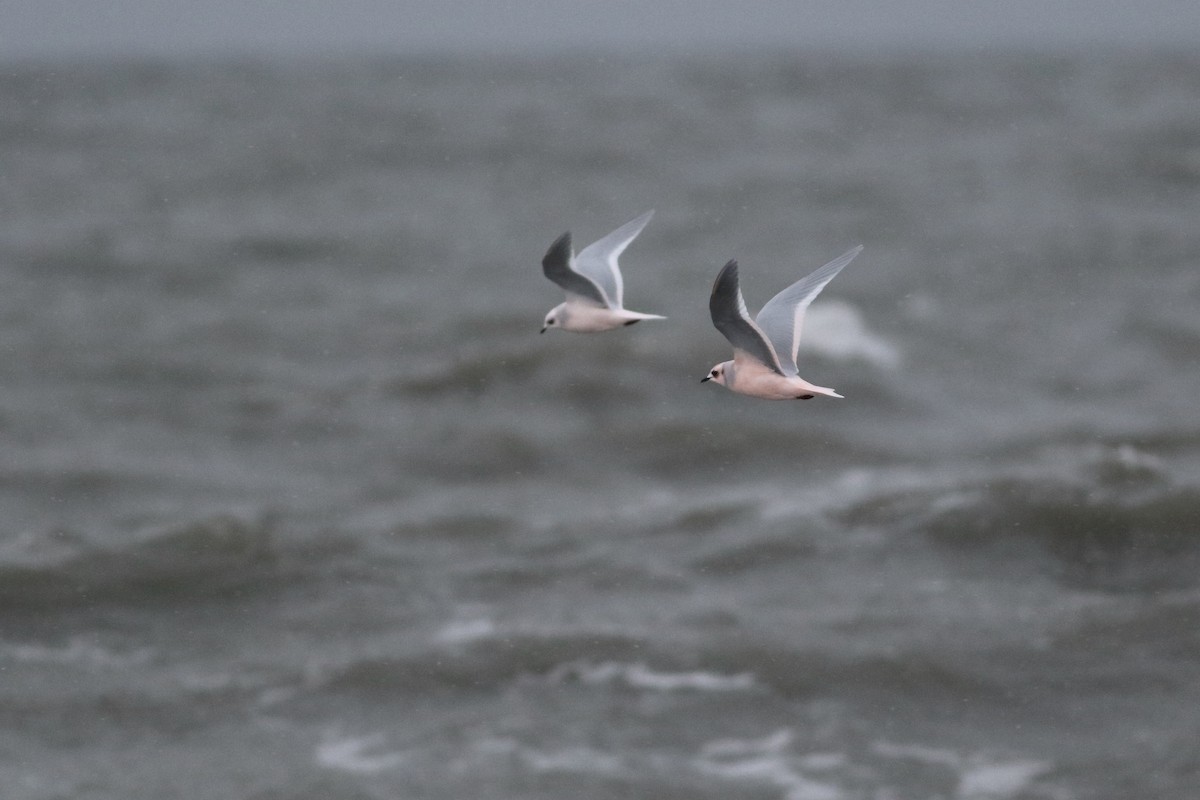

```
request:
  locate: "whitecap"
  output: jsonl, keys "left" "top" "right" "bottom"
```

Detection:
{"left": 958, "top": 758, "right": 1050, "bottom": 799}
{"left": 873, "top": 741, "right": 1052, "bottom": 799}
{"left": 803, "top": 300, "right": 902, "bottom": 369}
{"left": 695, "top": 729, "right": 843, "bottom": 800}
{"left": 622, "top": 663, "right": 755, "bottom": 692}
{"left": 553, "top": 660, "right": 755, "bottom": 692}
{"left": 700, "top": 728, "right": 794, "bottom": 758}
{"left": 434, "top": 616, "right": 496, "bottom": 644}
{"left": 696, "top": 754, "right": 843, "bottom": 800}
{"left": 458, "top": 737, "right": 630, "bottom": 780}
{"left": 1088, "top": 442, "right": 1167, "bottom": 484}
{"left": 0, "top": 527, "right": 87, "bottom": 569}
{"left": 315, "top": 732, "right": 405, "bottom": 774}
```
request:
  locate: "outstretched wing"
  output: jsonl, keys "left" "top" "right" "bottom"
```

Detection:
{"left": 541, "top": 232, "right": 609, "bottom": 308}
{"left": 573, "top": 209, "right": 654, "bottom": 310}
{"left": 754, "top": 245, "right": 862, "bottom": 375}
{"left": 708, "top": 259, "right": 784, "bottom": 375}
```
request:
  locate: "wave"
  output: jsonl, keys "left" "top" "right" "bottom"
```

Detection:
{"left": 549, "top": 660, "right": 756, "bottom": 693}
{"left": 457, "top": 725, "right": 1053, "bottom": 800}
{"left": 316, "top": 622, "right": 1012, "bottom": 712}
{"left": 608, "top": 419, "right": 889, "bottom": 481}
{"left": 319, "top": 629, "right": 651, "bottom": 694}
{"left": 0, "top": 512, "right": 281, "bottom": 610}
{"left": 389, "top": 345, "right": 547, "bottom": 399}
{"left": 0, "top": 635, "right": 154, "bottom": 669}
{"left": 389, "top": 511, "right": 516, "bottom": 542}
{"left": 693, "top": 644, "right": 1011, "bottom": 707}
{"left": 939, "top": 479, "right": 1199, "bottom": 592}
{"left": 1050, "top": 593, "right": 1200, "bottom": 682}
{"left": 870, "top": 741, "right": 1050, "bottom": 800}
{"left": 314, "top": 732, "right": 406, "bottom": 775}
{"left": 518, "top": 744, "right": 629, "bottom": 778}
{"left": 838, "top": 445, "right": 1200, "bottom": 592}
{"left": 802, "top": 301, "right": 902, "bottom": 370}
{"left": 694, "top": 728, "right": 843, "bottom": 800}
{"left": 689, "top": 533, "right": 819, "bottom": 575}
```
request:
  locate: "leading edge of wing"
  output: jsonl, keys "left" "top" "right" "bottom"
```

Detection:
{"left": 573, "top": 209, "right": 655, "bottom": 310}
{"left": 708, "top": 259, "right": 784, "bottom": 375}
{"left": 755, "top": 245, "right": 862, "bottom": 373}
{"left": 542, "top": 231, "right": 610, "bottom": 307}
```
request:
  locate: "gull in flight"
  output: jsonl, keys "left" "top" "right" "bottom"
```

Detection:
{"left": 540, "top": 210, "right": 666, "bottom": 333}
{"left": 702, "top": 245, "right": 863, "bottom": 400}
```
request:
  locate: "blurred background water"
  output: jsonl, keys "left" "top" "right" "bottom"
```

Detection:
{"left": 2, "top": 44, "right": 1199, "bottom": 800}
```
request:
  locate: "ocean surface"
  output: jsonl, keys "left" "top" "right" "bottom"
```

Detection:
{"left": 2, "top": 47, "right": 1199, "bottom": 799}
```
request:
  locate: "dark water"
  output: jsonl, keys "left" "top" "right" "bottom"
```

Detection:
{"left": 2, "top": 49, "right": 1199, "bottom": 799}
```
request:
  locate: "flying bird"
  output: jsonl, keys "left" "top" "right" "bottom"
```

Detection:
{"left": 540, "top": 210, "right": 666, "bottom": 333}
{"left": 702, "top": 246, "right": 863, "bottom": 400}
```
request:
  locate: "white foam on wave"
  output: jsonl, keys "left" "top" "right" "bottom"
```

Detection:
{"left": 434, "top": 616, "right": 496, "bottom": 644}
{"left": 802, "top": 300, "right": 901, "bottom": 370}
{"left": 695, "top": 729, "right": 844, "bottom": 800}
{"left": 315, "top": 732, "right": 406, "bottom": 774}
{"left": 1088, "top": 442, "right": 1167, "bottom": 483}
{"left": 873, "top": 740, "right": 1051, "bottom": 799}
{"left": 458, "top": 730, "right": 1051, "bottom": 799}
{"left": 461, "top": 736, "right": 630, "bottom": 779}
{"left": 0, "top": 527, "right": 86, "bottom": 569}
{"left": 553, "top": 660, "right": 756, "bottom": 692}
{"left": 958, "top": 758, "right": 1051, "bottom": 799}
{"left": 700, "top": 728, "right": 794, "bottom": 758}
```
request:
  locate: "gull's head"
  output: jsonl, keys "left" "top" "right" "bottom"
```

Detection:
{"left": 701, "top": 362, "right": 729, "bottom": 387}
{"left": 541, "top": 308, "right": 560, "bottom": 334}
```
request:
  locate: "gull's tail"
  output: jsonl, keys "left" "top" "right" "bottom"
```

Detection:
{"left": 620, "top": 310, "right": 667, "bottom": 326}
{"left": 796, "top": 378, "right": 843, "bottom": 399}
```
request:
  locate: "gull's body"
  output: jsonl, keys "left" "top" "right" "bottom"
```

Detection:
{"left": 540, "top": 210, "right": 665, "bottom": 333}
{"left": 702, "top": 246, "right": 863, "bottom": 400}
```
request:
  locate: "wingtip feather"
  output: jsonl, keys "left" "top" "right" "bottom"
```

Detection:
{"left": 542, "top": 232, "right": 572, "bottom": 271}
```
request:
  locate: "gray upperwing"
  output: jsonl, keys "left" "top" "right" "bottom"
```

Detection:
{"left": 709, "top": 259, "right": 784, "bottom": 374}
{"left": 574, "top": 209, "right": 654, "bottom": 310}
{"left": 542, "top": 232, "right": 609, "bottom": 307}
{"left": 755, "top": 245, "right": 862, "bottom": 374}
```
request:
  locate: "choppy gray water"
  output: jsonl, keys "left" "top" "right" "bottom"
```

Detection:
{"left": 2, "top": 49, "right": 1199, "bottom": 799}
